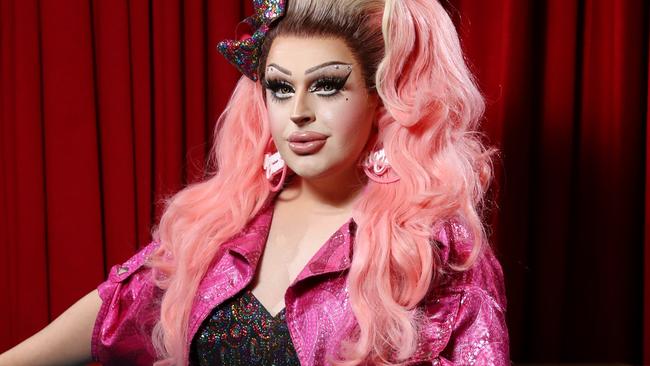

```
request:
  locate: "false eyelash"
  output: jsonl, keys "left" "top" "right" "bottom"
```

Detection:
{"left": 309, "top": 76, "right": 347, "bottom": 92}
{"left": 262, "top": 76, "right": 348, "bottom": 102}
{"left": 262, "top": 78, "right": 294, "bottom": 102}
{"left": 262, "top": 78, "right": 292, "bottom": 91}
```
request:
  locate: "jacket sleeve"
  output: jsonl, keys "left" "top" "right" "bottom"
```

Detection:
{"left": 91, "top": 241, "right": 162, "bottom": 365}
{"left": 433, "top": 286, "right": 510, "bottom": 365}
{"left": 423, "top": 219, "right": 511, "bottom": 365}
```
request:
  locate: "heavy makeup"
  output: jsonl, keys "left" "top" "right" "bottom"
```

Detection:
{"left": 262, "top": 36, "right": 378, "bottom": 205}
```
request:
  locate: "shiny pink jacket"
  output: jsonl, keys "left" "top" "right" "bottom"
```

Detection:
{"left": 91, "top": 198, "right": 510, "bottom": 365}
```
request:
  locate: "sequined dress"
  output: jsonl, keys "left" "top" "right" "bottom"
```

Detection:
{"left": 190, "top": 285, "right": 300, "bottom": 366}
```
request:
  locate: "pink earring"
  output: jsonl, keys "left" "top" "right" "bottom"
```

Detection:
{"left": 362, "top": 148, "right": 400, "bottom": 184}
{"left": 263, "top": 139, "right": 287, "bottom": 192}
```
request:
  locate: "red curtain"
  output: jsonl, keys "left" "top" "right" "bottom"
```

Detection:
{"left": 444, "top": 0, "right": 648, "bottom": 363}
{"left": 0, "top": 0, "right": 647, "bottom": 364}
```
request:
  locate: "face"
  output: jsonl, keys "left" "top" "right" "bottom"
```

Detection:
{"left": 262, "top": 36, "right": 379, "bottom": 182}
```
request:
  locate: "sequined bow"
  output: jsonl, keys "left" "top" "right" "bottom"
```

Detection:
{"left": 216, "top": 0, "right": 287, "bottom": 81}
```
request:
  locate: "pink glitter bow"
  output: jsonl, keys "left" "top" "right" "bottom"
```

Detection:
{"left": 217, "top": 0, "right": 287, "bottom": 81}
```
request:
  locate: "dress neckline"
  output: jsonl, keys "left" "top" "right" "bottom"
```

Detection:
{"left": 244, "top": 287, "right": 287, "bottom": 319}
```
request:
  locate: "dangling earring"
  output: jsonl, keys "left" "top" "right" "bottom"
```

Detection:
{"left": 362, "top": 148, "right": 399, "bottom": 184}
{"left": 263, "top": 138, "right": 287, "bottom": 192}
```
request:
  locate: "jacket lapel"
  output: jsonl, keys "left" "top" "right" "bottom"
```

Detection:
{"left": 186, "top": 193, "right": 357, "bottom": 363}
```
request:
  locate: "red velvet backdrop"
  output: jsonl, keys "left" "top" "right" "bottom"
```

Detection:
{"left": 0, "top": 0, "right": 647, "bottom": 364}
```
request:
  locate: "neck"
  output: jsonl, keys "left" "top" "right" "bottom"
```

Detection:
{"left": 279, "top": 167, "right": 367, "bottom": 214}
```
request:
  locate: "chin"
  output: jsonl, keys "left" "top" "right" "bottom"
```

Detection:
{"left": 288, "top": 167, "right": 327, "bottom": 180}
{"left": 284, "top": 160, "right": 328, "bottom": 178}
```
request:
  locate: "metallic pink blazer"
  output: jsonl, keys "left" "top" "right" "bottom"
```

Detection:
{"left": 91, "top": 199, "right": 510, "bottom": 365}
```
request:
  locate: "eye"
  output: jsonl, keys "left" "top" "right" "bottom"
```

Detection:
{"left": 263, "top": 78, "right": 294, "bottom": 101}
{"left": 277, "top": 85, "right": 292, "bottom": 96}
{"left": 309, "top": 76, "right": 347, "bottom": 97}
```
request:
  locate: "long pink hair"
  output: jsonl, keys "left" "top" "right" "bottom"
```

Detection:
{"left": 148, "top": 0, "right": 497, "bottom": 364}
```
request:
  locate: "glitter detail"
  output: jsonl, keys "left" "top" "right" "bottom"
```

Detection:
{"left": 216, "top": 0, "right": 287, "bottom": 81}
{"left": 190, "top": 286, "right": 299, "bottom": 366}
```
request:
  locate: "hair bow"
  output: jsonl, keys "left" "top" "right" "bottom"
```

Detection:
{"left": 217, "top": 0, "right": 287, "bottom": 81}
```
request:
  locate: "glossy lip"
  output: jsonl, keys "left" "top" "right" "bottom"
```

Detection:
{"left": 287, "top": 131, "right": 328, "bottom": 142}
{"left": 288, "top": 139, "right": 327, "bottom": 155}
{"left": 287, "top": 131, "right": 328, "bottom": 155}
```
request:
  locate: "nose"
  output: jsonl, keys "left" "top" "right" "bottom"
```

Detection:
{"left": 289, "top": 90, "right": 315, "bottom": 125}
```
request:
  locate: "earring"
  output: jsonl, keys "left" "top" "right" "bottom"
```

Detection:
{"left": 263, "top": 139, "right": 287, "bottom": 192}
{"left": 362, "top": 148, "right": 400, "bottom": 184}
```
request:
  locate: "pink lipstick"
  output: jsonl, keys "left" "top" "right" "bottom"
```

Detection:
{"left": 287, "top": 131, "right": 328, "bottom": 155}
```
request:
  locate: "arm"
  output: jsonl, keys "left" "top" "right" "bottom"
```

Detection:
{"left": 0, "top": 289, "right": 102, "bottom": 366}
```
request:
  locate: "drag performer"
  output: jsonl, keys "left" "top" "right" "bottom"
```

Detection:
{"left": 0, "top": 0, "right": 509, "bottom": 364}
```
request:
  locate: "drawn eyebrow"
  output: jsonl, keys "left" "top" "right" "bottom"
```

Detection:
{"left": 267, "top": 63, "right": 292, "bottom": 76}
{"left": 267, "top": 61, "right": 352, "bottom": 76}
{"left": 305, "top": 61, "right": 352, "bottom": 74}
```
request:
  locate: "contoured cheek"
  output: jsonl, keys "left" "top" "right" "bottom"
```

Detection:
{"left": 316, "top": 91, "right": 373, "bottom": 153}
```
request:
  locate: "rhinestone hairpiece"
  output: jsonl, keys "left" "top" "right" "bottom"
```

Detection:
{"left": 216, "top": 0, "right": 287, "bottom": 81}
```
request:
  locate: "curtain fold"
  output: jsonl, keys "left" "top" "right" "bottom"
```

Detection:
{"left": 645, "top": 26, "right": 650, "bottom": 364}
{"left": 92, "top": 0, "right": 138, "bottom": 282}
{"left": 1, "top": 0, "right": 647, "bottom": 364}
{"left": 571, "top": 1, "right": 645, "bottom": 361}
{"left": 0, "top": 0, "right": 243, "bottom": 354}
{"left": 1, "top": 0, "right": 50, "bottom": 346}
{"left": 444, "top": 0, "right": 648, "bottom": 362}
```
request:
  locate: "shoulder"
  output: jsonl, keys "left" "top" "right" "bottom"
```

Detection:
{"left": 412, "top": 219, "right": 511, "bottom": 364}
{"left": 429, "top": 218, "right": 507, "bottom": 311}
{"left": 98, "top": 242, "right": 159, "bottom": 300}
{"left": 92, "top": 241, "right": 162, "bottom": 364}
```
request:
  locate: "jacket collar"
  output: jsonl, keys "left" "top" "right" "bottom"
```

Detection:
{"left": 223, "top": 192, "right": 357, "bottom": 286}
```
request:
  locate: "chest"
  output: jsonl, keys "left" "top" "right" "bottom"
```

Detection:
{"left": 183, "top": 213, "right": 444, "bottom": 366}
{"left": 249, "top": 210, "right": 353, "bottom": 316}
{"left": 189, "top": 250, "right": 355, "bottom": 366}
{"left": 185, "top": 209, "right": 359, "bottom": 366}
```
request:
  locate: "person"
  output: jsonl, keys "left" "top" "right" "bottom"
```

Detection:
{"left": 0, "top": 0, "right": 510, "bottom": 364}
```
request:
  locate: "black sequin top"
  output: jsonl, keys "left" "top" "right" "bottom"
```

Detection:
{"left": 190, "top": 285, "right": 300, "bottom": 365}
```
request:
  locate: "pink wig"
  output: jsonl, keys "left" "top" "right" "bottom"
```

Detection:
{"left": 147, "top": 0, "right": 497, "bottom": 364}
